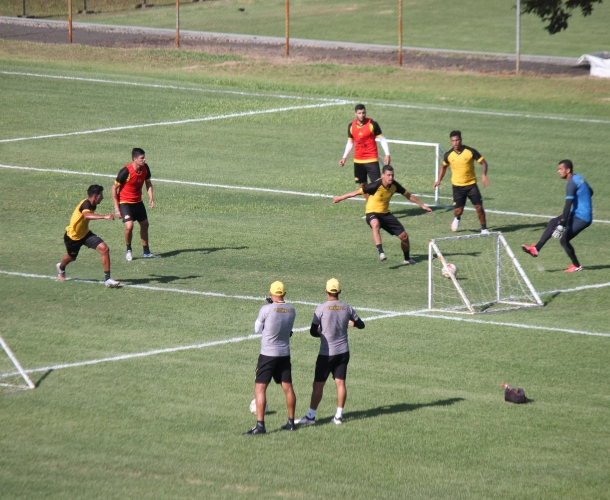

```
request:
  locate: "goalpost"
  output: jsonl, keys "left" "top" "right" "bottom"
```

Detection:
{"left": 428, "top": 232, "right": 543, "bottom": 314}
{"left": 381, "top": 139, "right": 446, "bottom": 206}
{"left": 0, "top": 334, "right": 35, "bottom": 394}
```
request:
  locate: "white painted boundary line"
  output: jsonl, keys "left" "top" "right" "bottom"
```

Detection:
{"left": 0, "top": 101, "right": 347, "bottom": 144}
{"left": 2, "top": 163, "right": 609, "bottom": 224}
{"left": 2, "top": 70, "right": 609, "bottom": 125}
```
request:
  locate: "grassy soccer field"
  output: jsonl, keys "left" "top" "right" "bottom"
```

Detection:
{"left": 1, "top": 42, "right": 610, "bottom": 499}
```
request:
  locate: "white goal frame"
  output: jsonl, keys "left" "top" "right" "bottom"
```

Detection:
{"left": 382, "top": 139, "right": 446, "bottom": 206}
{"left": 428, "top": 232, "right": 543, "bottom": 314}
{"left": 0, "top": 334, "right": 36, "bottom": 394}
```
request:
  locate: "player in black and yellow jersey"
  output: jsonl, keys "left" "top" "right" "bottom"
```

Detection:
{"left": 433, "top": 130, "right": 490, "bottom": 234}
{"left": 56, "top": 185, "right": 120, "bottom": 288}
{"left": 334, "top": 165, "right": 432, "bottom": 264}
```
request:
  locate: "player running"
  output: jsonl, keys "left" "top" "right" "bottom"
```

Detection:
{"left": 522, "top": 159, "right": 593, "bottom": 272}
{"left": 111, "top": 147, "right": 158, "bottom": 261}
{"left": 334, "top": 165, "right": 432, "bottom": 264}
{"left": 433, "top": 130, "right": 490, "bottom": 235}
{"left": 339, "top": 104, "right": 391, "bottom": 195}
{"left": 56, "top": 185, "right": 120, "bottom": 288}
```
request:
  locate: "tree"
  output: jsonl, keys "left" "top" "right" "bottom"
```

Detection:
{"left": 522, "top": 0, "right": 603, "bottom": 34}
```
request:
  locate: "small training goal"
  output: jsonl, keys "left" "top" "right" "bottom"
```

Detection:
{"left": 428, "top": 232, "right": 543, "bottom": 314}
{"left": 0, "top": 334, "right": 35, "bottom": 395}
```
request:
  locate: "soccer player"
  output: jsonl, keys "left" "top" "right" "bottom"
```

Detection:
{"left": 339, "top": 104, "right": 391, "bottom": 194}
{"left": 333, "top": 165, "right": 432, "bottom": 264}
{"left": 56, "top": 185, "right": 120, "bottom": 288}
{"left": 522, "top": 159, "right": 593, "bottom": 272}
{"left": 433, "top": 130, "right": 490, "bottom": 235}
{"left": 245, "top": 281, "right": 297, "bottom": 435}
{"left": 297, "top": 278, "right": 364, "bottom": 426}
{"left": 111, "top": 147, "right": 158, "bottom": 261}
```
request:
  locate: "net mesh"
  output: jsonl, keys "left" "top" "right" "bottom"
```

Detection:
{"left": 430, "top": 233, "right": 541, "bottom": 314}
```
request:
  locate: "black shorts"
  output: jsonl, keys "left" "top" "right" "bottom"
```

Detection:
{"left": 63, "top": 231, "right": 104, "bottom": 260}
{"left": 314, "top": 352, "right": 350, "bottom": 382}
{"left": 255, "top": 354, "right": 292, "bottom": 385}
{"left": 366, "top": 212, "right": 405, "bottom": 237}
{"left": 119, "top": 202, "right": 148, "bottom": 223}
{"left": 354, "top": 161, "right": 381, "bottom": 185}
{"left": 452, "top": 184, "right": 483, "bottom": 209}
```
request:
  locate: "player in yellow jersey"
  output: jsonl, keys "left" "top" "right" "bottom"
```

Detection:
{"left": 334, "top": 165, "right": 432, "bottom": 264}
{"left": 56, "top": 185, "right": 120, "bottom": 288}
{"left": 433, "top": 130, "right": 490, "bottom": 234}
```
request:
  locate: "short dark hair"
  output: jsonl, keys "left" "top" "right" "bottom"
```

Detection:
{"left": 87, "top": 184, "right": 104, "bottom": 197}
{"left": 559, "top": 159, "right": 573, "bottom": 172}
{"left": 355, "top": 104, "right": 366, "bottom": 112}
{"left": 132, "top": 147, "right": 145, "bottom": 159}
{"left": 450, "top": 130, "right": 462, "bottom": 139}
{"left": 382, "top": 165, "right": 394, "bottom": 173}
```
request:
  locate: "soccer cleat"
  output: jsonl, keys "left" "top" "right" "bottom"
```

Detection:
{"left": 402, "top": 259, "right": 417, "bottom": 265}
{"left": 565, "top": 264, "right": 583, "bottom": 273}
{"left": 521, "top": 244, "right": 538, "bottom": 258}
{"left": 281, "top": 421, "right": 295, "bottom": 431}
{"left": 480, "top": 229, "right": 490, "bottom": 236}
{"left": 451, "top": 218, "right": 460, "bottom": 232}
{"left": 243, "top": 425, "right": 266, "bottom": 435}
{"left": 56, "top": 263, "right": 66, "bottom": 281}
{"left": 105, "top": 278, "right": 121, "bottom": 288}
{"left": 142, "top": 253, "right": 160, "bottom": 258}
{"left": 125, "top": 250, "right": 133, "bottom": 262}
{"left": 333, "top": 416, "right": 343, "bottom": 425}
{"left": 379, "top": 252, "right": 387, "bottom": 261}
{"left": 296, "top": 415, "right": 316, "bottom": 425}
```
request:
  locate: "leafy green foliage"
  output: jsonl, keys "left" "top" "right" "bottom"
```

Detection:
{"left": 522, "top": 0, "right": 604, "bottom": 33}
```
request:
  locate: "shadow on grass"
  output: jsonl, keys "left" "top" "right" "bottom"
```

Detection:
{"left": 491, "top": 221, "right": 548, "bottom": 234}
{"left": 158, "top": 246, "right": 248, "bottom": 258}
{"left": 121, "top": 274, "right": 201, "bottom": 285}
{"left": 316, "top": 397, "right": 465, "bottom": 426}
{"left": 35, "top": 369, "right": 53, "bottom": 388}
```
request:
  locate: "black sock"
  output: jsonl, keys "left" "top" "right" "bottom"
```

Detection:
{"left": 376, "top": 244, "right": 384, "bottom": 254}
{"left": 126, "top": 244, "right": 132, "bottom": 251}
{"left": 288, "top": 418, "right": 294, "bottom": 425}
{"left": 59, "top": 264, "right": 65, "bottom": 271}
{"left": 143, "top": 245, "right": 150, "bottom": 254}
{"left": 104, "top": 271, "right": 111, "bottom": 280}
{"left": 481, "top": 224, "right": 487, "bottom": 230}
{"left": 256, "top": 420, "right": 265, "bottom": 429}
{"left": 403, "top": 251, "right": 410, "bottom": 260}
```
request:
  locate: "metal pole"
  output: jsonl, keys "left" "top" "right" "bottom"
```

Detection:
{"left": 68, "top": 0, "right": 73, "bottom": 43}
{"left": 175, "top": 0, "right": 180, "bottom": 48}
{"left": 398, "top": 0, "right": 403, "bottom": 66}
{"left": 83, "top": 0, "right": 87, "bottom": 11}
{"left": 285, "top": 0, "right": 289, "bottom": 56}
{"left": 22, "top": 0, "right": 26, "bottom": 17}
{"left": 516, "top": 0, "right": 521, "bottom": 75}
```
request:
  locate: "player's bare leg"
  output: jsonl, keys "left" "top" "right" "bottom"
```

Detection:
{"left": 474, "top": 204, "right": 489, "bottom": 234}
{"left": 60, "top": 254, "right": 75, "bottom": 269}
{"left": 370, "top": 218, "right": 386, "bottom": 261}
{"left": 139, "top": 219, "right": 150, "bottom": 247}
{"left": 399, "top": 231, "right": 416, "bottom": 265}
{"left": 95, "top": 242, "right": 111, "bottom": 273}
{"left": 124, "top": 220, "right": 135, "bottom": 246}
{"left": 253, "top": 382, "right": 268, "bottom": 422}
{"left": 335, "top": 378, "right": 347, "bottom": 408}
{"left": 281, "top": 381, "right": 296, "bottom": 420}
{"left": 308, "top": 381, "right": 326, "bottom": 411}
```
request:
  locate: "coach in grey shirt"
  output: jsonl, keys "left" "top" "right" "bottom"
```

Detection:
{"left": 244, "top": 281, "right": 297, "bottom": 435}
{"left": 297, "top": 278, "right": 364, "bottom": 426}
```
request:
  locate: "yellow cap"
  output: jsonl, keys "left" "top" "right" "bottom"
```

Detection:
{"left": 326, "top": 278, "right": 341, "bottom": 294}
{"left": 269, "top": 281, "right": 286, "bottom": 297}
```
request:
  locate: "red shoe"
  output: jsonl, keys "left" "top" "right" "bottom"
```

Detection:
{"left": 565, "top": 264, "right": 583, "bottom": 273}
{"left": 521, "top": 244, "right": 538, "bottom": 257}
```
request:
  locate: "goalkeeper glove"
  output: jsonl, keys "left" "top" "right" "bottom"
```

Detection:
{"left": 552, "top": 224, "right": 565, "bottom": 239}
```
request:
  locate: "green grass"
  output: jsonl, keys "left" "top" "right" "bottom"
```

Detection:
{"left": 2, "top": 0, "right": 609, "bottom": 57}
{"left": 1, "top": 44, "right": 610, "bottom": 498}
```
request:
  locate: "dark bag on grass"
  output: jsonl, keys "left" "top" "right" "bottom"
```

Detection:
{"left": 504, "top": 386, "right": 527, "bottom": 404}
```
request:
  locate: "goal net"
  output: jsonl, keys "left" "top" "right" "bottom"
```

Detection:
{"left": 428, "top": 232, "right": 543, "bottom": 314}
{"left": 381, "top": 139, "right": 447, "bottom": 206}
{"left": 0, "top": 334, "right": 35, "bottom": 395}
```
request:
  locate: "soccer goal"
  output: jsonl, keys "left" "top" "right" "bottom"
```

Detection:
{"left": 380, "top": 139, "right": 446, "bottom": 206}
{"left": 0, "top": 334, "right": 35, "bottom": 395}
{"left": 428, "top": 232, "right": 543, "bottom": 314}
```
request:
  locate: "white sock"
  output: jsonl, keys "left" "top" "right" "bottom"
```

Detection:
{"left": 306, "top": 408, "right": 317, "bottom": 419}
{"left": 335, "top": 407, "right": 343, "bottom": 419}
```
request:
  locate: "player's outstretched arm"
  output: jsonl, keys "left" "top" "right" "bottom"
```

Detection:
{"left": 405, "top": 192, "right": 433, "bottom": 213}
{"left": 333, "top": 189, "right": 362, "bottom": 204}
{"left": 83, "top": 212, "right": 115, "bottom": 221}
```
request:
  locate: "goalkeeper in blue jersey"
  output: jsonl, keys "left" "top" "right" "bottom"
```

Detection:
{"left": 522, "top": 160, "right": 593, "bottom": 273}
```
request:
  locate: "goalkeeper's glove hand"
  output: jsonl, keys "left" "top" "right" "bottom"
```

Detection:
{"left": 552, "top": 224, "right": 565, "bottom": 239}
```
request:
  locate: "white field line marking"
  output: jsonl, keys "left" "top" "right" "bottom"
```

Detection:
{"left": 2, "top": 163, "right": 609, "bottom": 224}
{"left": 2, "top": 70, "right": 608, "bottom": 125}
{"left": 0, "top": 101, "right": 346, "bottom": 144}
{"left": 0, "top": 70, "right": 340, "bottom": 102}
{"left": 2, "top": 269, "right": 610, "bottom": 338}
